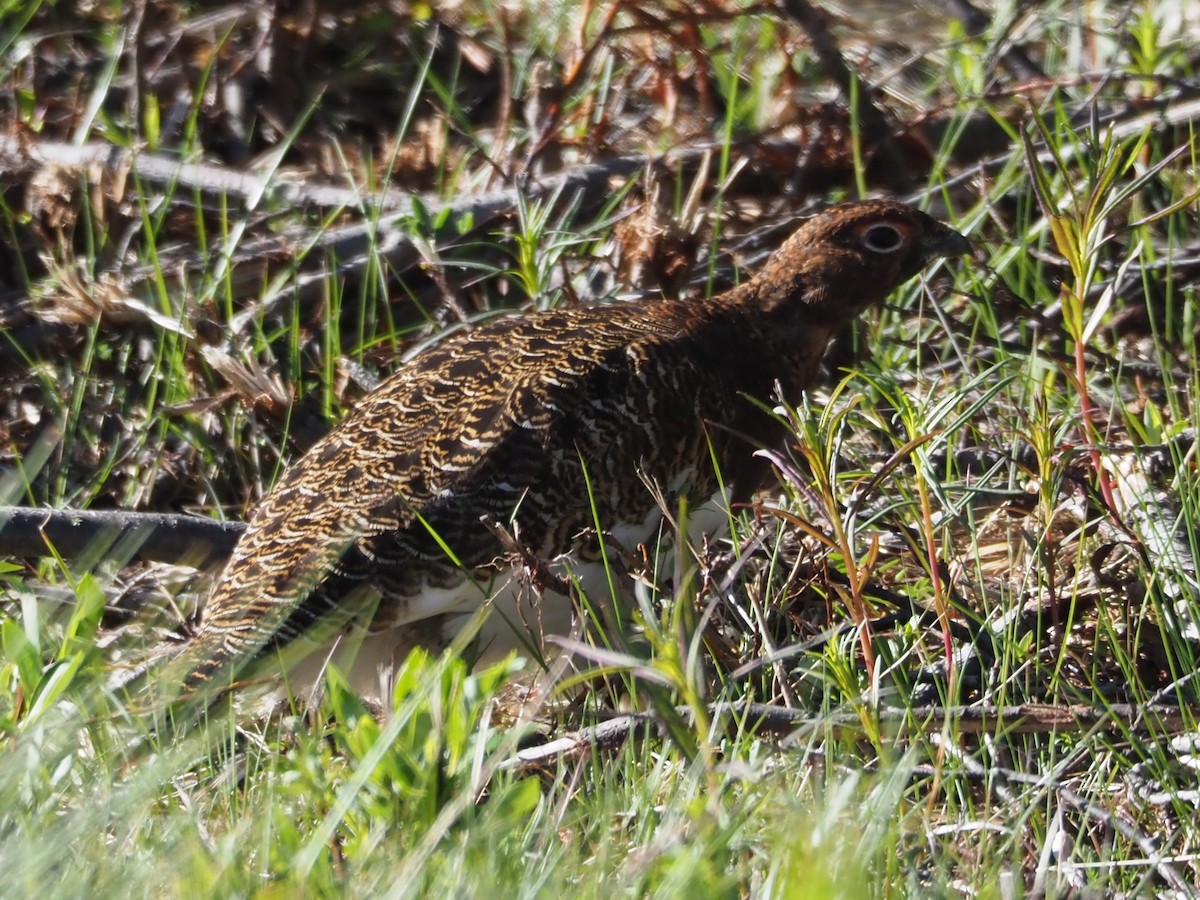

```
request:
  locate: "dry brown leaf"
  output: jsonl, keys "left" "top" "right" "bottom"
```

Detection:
{"left": 35, "top": 261, "right": 194, "bottom": 336}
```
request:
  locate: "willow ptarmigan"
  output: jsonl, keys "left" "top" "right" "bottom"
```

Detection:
{"left": 164, "top": 199, "right": 969, "bottom": 706}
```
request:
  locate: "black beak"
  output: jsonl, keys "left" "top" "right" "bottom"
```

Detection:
{"left": 923, "top": 224, "right": 972, "bottom": 261}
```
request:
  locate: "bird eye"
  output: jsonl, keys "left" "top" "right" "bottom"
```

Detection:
{"left": 860, "top": 223, "right": 905, "bottom": 253}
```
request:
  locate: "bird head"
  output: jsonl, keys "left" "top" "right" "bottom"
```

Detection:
{"left": 752, "top": 199, "right": 971, "bottom": 325}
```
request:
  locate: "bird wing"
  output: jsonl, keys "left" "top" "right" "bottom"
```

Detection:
{"left": 166, "top": 304, "right": 695, "bottom": 695}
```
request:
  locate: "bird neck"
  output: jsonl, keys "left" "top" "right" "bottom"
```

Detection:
{"left": 694, "top": 284, "right": 840, "bottom": 401}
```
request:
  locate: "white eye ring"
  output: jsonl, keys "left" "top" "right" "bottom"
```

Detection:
{"left": 861, "top": 223, "right": 905, "bottom": 253}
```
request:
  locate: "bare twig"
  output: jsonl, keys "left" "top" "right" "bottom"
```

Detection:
{"left": 777, "top": 0, "right": 913, "bottom": 191}
{"left": 934, "top": 737, "right": 1192, "bottom": 895}
{"left": 0, "top": 135, "right": 416, "bottom": 212}
{"left": 506, "top": 700, "right": 1197, "bottom": 771}
{"left": 936, "top": 0, "right": 1045, "bottom": 82}
{"left": 0, "top": 506, "right": 243, "bottom": 570}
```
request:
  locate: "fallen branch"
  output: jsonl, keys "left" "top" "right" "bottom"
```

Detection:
{"left": 778, "top": 0, "right": 914, "bottom": 192}
{"left": 936, "top": 0, "right": 1045, "bottom": 82}
{"left": 0, "top": 506, "right": 243, "bottom": 570}
{"left": 0, "top": 134, "right": 417, "bottom": 213}
{"left": 506, "top": 701, "right": 1197, "bottom": 772}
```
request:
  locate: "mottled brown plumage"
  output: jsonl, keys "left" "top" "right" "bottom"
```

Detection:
{"left": 166, "top": 199, "right": 969, "bottom": 703}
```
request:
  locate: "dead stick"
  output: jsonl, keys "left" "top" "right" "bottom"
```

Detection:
{"left": 0, "top": 506, "right": 243, "bottom": 569}
{"left": 0, "top": 135, "right": 416, "bottom": 212}
{"left": 507, "top": 701, "right": 1196, "bottom": 769}
{"left": 777, "top": 0, "right": 913, "bottom": 192}
{"left": 937, "top": 0, "right": 1045, "bottom": 82}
